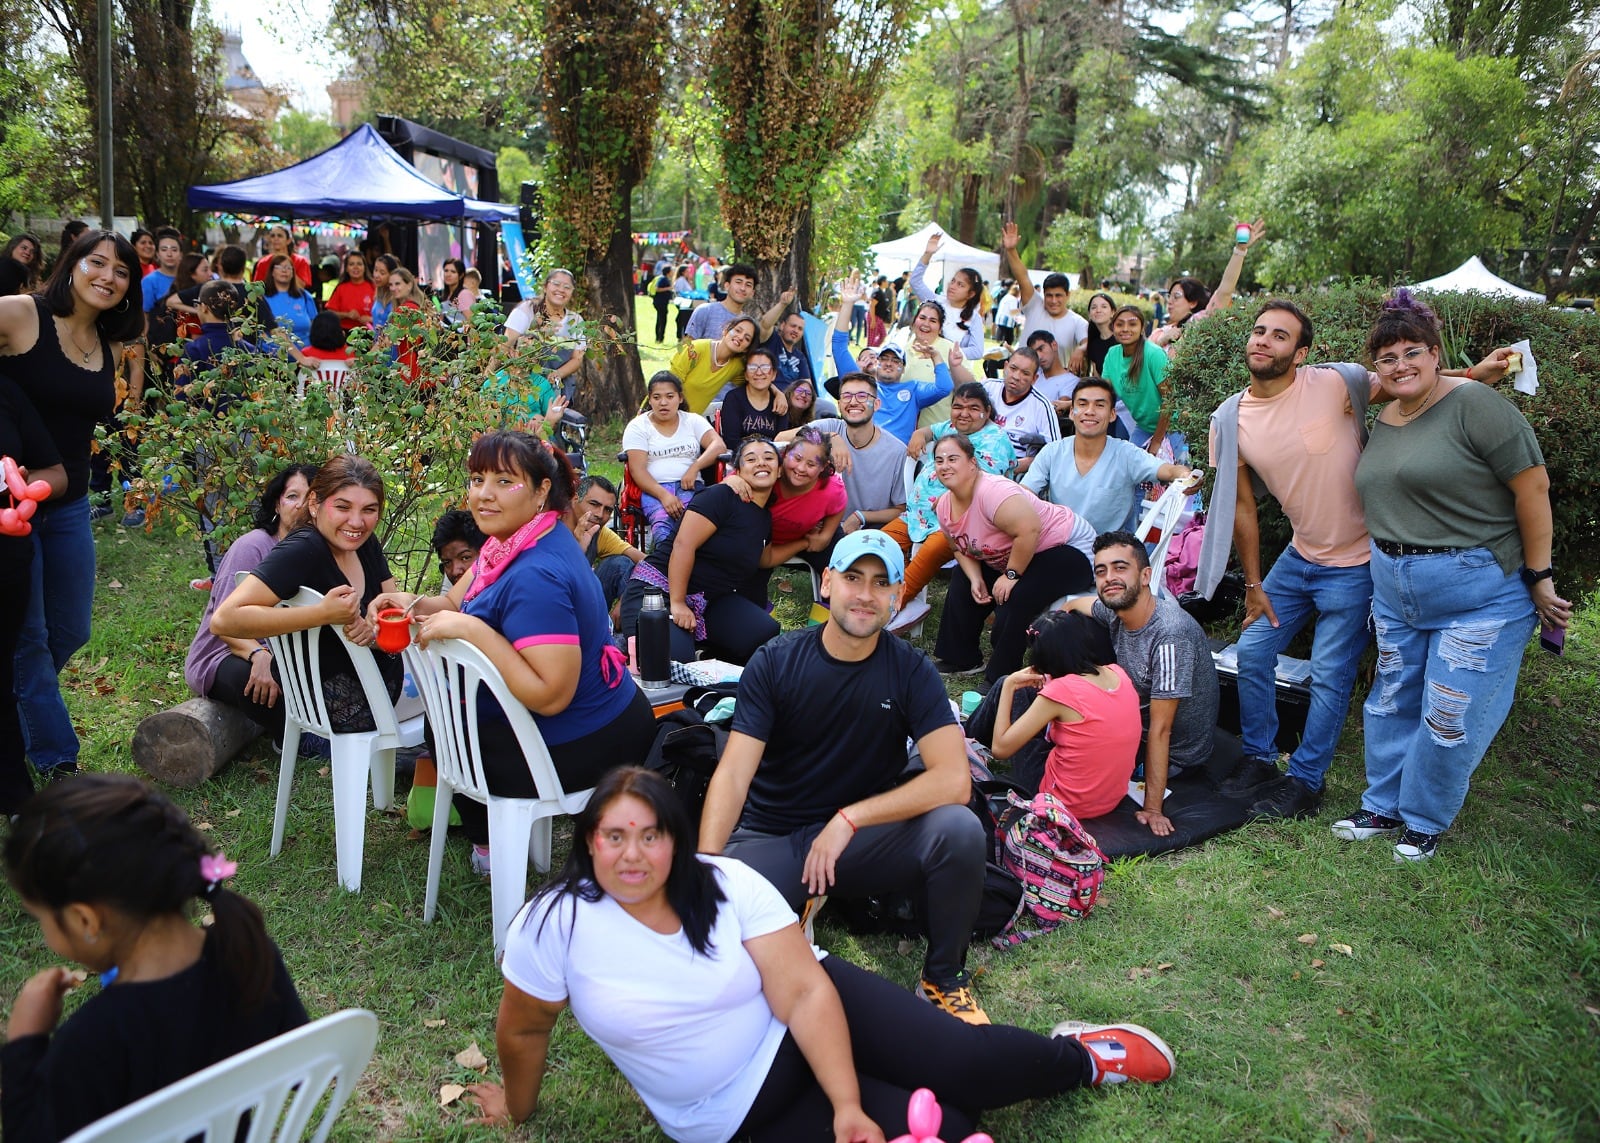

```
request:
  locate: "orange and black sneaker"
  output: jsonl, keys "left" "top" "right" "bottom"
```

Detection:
{"left": 1052, "top": 1021, "right": 1175, "bottom": 1084}
{"left": 919, "top": 976, "right": 990, "bottom": 1025}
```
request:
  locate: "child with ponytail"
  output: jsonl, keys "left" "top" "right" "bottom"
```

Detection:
{"left": 2, "top": 775, "right": 307, "bottom": 1140}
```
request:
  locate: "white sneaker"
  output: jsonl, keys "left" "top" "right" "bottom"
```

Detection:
{"left": 469, "top": 845, "right": 491, "bottom": 877}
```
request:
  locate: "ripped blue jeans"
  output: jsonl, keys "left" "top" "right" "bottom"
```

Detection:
{"left": 1361, "top": 545, "right": 1536, "bottom": 836}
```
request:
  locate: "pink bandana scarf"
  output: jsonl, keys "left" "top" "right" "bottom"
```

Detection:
{"left": 462, "top": 511, "right": 560, "bottom": 603}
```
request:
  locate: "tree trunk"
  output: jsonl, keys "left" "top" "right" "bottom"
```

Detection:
{"left": 748, "top": 203, "right": 813, "bottom": 315}
{"left": 1553, "top": 182, "right": 1600, "bottom": 293}
{"left": 958, "top": 173, "right": 983, "bottom": 245}
{"left": 582, "top": 218, "right": 647, "bottom": 423}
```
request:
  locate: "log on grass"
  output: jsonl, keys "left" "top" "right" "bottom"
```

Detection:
{"left": 133, "top": 698, "right": 264, "bottom": 788}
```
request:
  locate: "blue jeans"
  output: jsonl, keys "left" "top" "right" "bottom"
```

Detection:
{"left": 594, "top": 554, "right": 634, "bottom": 609}
{"left": 15, "top": 496, "right": 96, "bottom": 770}
{"left": 1361, "top": 545, "right": 1535, "bottom": 836}
{"left": 641, "top": 480, "right": 699, "bottom": 546}
{"left": 1235, "top": 545, "right": 1372, "bottom": 789}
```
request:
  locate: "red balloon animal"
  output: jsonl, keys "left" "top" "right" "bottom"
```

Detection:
{"left": 0, "top": 457, "right": 53, "bottom": 537}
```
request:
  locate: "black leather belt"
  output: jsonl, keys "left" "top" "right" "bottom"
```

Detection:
{"left": 1373, "top": 539, "right": 1462, "bottom": 557}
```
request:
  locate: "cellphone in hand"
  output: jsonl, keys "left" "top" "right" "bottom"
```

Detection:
{"left": 1540, "top": 622, "right": 1565, "bottom": 656}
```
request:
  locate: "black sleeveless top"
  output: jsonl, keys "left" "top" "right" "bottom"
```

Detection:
{"left": 2, "top": 295, "right": 116, "bottom": 501}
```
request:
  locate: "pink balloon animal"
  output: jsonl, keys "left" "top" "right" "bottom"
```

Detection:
{"left": 0, "top": 457, "right": 52, "bottom": 537}
{"left": 888, "top": 1087, "right": 994, "bottom": 1143}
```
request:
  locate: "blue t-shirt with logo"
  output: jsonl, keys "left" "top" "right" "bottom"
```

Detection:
{"left": 462, "top": 523, "right": 633, "bottom": 746}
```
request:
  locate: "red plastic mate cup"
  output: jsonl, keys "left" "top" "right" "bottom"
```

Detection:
{"left": 375, "top": 608, "right": 412, "bottom": 653}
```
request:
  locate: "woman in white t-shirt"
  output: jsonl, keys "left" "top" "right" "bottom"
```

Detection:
{"left": 505, "top": 268, "right": 588, "bottom": 400}
{"left": 623, "top": 373, "right": 726, "bottom": 545}
{"left": 464, "top": 766, "right": 1174, "bottom": 1142}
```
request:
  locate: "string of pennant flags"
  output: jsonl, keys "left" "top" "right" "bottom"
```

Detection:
{"left": 206, "top": 213, "right": 368, "bottom": 240}
{"left": 630, "top": 230, "right": 691, "bottom": 245}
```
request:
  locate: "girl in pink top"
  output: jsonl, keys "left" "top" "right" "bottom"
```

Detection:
{"left": 990, "top": 609, "right": 1142, "bottom": 820}
{"left": 929, "top": 433, "right": 1097, "bottom": 683}
{"left": 726, "top": 426, "right": 847, "bottom": 611}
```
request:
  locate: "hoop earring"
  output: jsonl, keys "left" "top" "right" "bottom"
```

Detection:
{"left": 115, "top": 296, "right": 131, "bottom": 313}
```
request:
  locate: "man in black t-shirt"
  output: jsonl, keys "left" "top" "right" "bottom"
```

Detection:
{"left": 699, "top": 530, "right": 990, "bottom": 1024}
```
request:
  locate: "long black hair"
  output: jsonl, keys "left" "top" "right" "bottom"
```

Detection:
{"left": 252, "top": 463, "right": 319, "bottom": 534}
{"left": 40, "top": 230, "right": 144, "bottom": 342}
{"left": 6, "top": 775, "right": 278, "bottom": 1010}
{"left": 1027, "top": 608, "right": 1116, "bottom": 679}
{"left": 528, "top": 767, "right": 727, "bottom": 956}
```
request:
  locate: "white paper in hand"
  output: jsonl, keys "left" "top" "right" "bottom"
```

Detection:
{"left": 1509, "top": 339, "right": 1538, "bottom": 396}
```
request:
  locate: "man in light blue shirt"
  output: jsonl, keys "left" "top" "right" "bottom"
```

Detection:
{"left": 1024, "top": 377, "right": 1190, "bottom": 534}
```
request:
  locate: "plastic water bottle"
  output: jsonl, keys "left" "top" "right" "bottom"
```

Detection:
{"left": 638, "top": 591, "right": 672, "bottom": 690}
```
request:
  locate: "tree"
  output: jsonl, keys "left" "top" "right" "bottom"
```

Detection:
{"left": 703, "top": 0, "right": 918, "bottom": 305}
{"left": 537, "top": 0, "right": 668, "bottom": 420}
{"left": 1, "top": 11, "right": 89, "bottom": 228}
{"left": 42, "top": 0, "right": 262, "bottom": 229}
{"left": 272, "top": 110, "right": 341, "bottom": 162}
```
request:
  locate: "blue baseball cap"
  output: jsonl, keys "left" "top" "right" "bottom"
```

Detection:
{"left": 828, "top": 530, "right": 905, "bottom": 584}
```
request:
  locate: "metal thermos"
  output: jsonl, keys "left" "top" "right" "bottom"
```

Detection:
{"left": 638, "top": 590, "right": 672, "bottom": 690}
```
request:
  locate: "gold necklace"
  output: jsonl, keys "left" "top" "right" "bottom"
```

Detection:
{"left": 1396, "top": 377, "right": 1441, "bottom": 421}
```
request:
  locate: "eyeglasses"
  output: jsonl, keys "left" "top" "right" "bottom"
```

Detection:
{"left": 746, "top": 364, "right": 775, "bottom": 375}
{"left": 839, "top": 392, "right": 874, "bottom": 404}
{"left": 1374, "top": 347, "right": 1430, "bottom": 373}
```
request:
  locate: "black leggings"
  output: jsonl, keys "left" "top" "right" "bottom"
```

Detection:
{"left": 735, "top": 957, "right": 1092, "bottom": 1141}
{"left": 619, "top": 577, "right": 779, "bottom": 666}
{"left": 206, "top": 653, "right": 287, "bottom": 738}
{"left": 453, "top": 687, "right": 658, "bottom": 845}
{"left": 934, "top": 545, "right": 1094, "bottom": 684}
{"left": 0, "top": 547, "right": 32, "bottom": 813}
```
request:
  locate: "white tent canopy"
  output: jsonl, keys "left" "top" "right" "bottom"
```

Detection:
{"left": 868, "top": 223, "right": 1003, "bottom": 290}
{"left": 1412, "top": 256, "right": 1545, "bottom": 302}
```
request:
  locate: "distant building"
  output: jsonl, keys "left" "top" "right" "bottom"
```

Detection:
{"left": 220, "top": 27, "right": 282, "bottom": 119}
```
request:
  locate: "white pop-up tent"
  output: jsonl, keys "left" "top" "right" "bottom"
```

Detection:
{"left": 868, "top": 223, "right": 1003, "bottom": 289}
{"left": 1412, "top": 256, "right": 1545, "bottom": 302}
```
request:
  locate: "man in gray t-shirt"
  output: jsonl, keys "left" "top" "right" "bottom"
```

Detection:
{"left": 1072, "top": 530, "right": 1219, "bottom": 837}
{"left": 778, "top": 373, "right": 907, "bottom": 528}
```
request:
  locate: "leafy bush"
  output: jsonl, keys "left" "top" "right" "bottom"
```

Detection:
{"left": 105, "top": 294, "right": 575, "bottom": 590}
{"left": 1167, "top": 282, "right": 1600, "bottom": 581}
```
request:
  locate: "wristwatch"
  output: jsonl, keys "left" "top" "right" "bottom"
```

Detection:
{"left": 1521, "top": 565, "right": 1555, "bottom": 586}
{"left": 1003, "top": 568, "right": 1020, "bottom": 581}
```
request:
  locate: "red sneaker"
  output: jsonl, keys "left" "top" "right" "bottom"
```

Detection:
{"left": 1052, "top": 1021, "right": 1175, "bottom": 1084}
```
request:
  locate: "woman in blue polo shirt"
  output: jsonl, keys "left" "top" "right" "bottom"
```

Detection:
{"left": 370, "top": 430, "right": 656, "bottom": 875}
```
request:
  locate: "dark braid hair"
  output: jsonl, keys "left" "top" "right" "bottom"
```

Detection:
{"left": 5, "top": 775, "right": 277, "bottom": 1010}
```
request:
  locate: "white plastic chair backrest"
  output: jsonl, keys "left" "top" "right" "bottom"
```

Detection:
{"left": 265, "top": 587, "right": 403, "bottom": 742}
{"left": 314, "top": 360, "right": 349, "bottom": 391}
{"left": 403, "top": 637, "right": 588, "bottom": 815}
{"left": 61, "top": 1009, "right": 378, "bottom": 1143}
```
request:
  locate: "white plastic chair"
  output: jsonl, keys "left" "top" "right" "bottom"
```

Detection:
{"left": 404, "top": 637, "right": 597, "bottom": 958}
{"left": 62, "top": 1009, "right": 378, "bottom": 1143}
{"left": 1133, "top": 469, "right": 1205, "bottom": 601}
{"left": 265, "top": 587, "right": 425, "bottom": 892}
{"left": 297, "top": 358, "right": 349, "bottom": 400}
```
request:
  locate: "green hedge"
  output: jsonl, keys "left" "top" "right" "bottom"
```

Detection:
{"left": 1167, "top": 283, "right": 1600, "bottom": 583}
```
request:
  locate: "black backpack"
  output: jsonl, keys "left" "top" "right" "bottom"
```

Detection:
{"left": 641, "top": 684, "right": 739, "bottom": 828}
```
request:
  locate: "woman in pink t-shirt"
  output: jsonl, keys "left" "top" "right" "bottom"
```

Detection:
{"left": 727, "top": 425, "right": 846, "bottom": 606}
{"left": 990, "top": 609, "right": 1142, "bottom": 820}
{"left": 930, "top": 433, "right": 1096, "bottom": 685}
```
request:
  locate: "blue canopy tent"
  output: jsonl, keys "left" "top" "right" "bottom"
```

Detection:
{"left": 187, "top": 123, "right": 517, "bottom": 223}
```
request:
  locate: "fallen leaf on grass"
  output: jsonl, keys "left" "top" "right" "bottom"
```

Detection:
{"left": 423, "top": 1018, "right": 446, "bottom": 1029}
{"left": 93, "top": 677, "right": 114, "bottom": 695}
{"left": 1267, "top": 906, "right": 1285, "bottom": 919}
{"left": 438, "top": 1083, "right": 465, "bottom": 1107}
{"left": 1311, "top": 959, "right": 1325, "bottom": 969}
{"left": 896, "top": 940, "right": 915, "bottom": 956}
{"left": 455, "top": 1042, "right": 488, "bottom": 1071}
{"left": 1292, "top": 970, "right": 1301, "bottom": 980}
{"left": 1336, "top": 1006, "right": 1353, "bottom": 1017}
{"left": 225, "top": 808, "right": 242, "bottom": 818}
{"left": 1156, "top": 962, "right": 1174, "bottom": 972}
{"left": 1582, "top": 804, "right": 1598, "bottom": 815}
{"left": 407, "top": 828, "right": 427, "bottom": 841}
{"left": 1297, "top": 932, "right": 1317, "bottom": 945}
{"left": 1128, "top": 966, "right": 1153, "bottom": 980}
{"left": 1546, "top": 694, "right": 1563, "bottom": 708}
{"left": 107, "top": 580, "right": 123, "bottom": 590}
{"left": 1584, "top": 1005, "right": 1600, "bottom": 1017}
{"left": 317, "top": 766, "right": 330, "bottom": 778}
{"left": 195, "top": 821, "right": 213, "bottom": 831}
{"left": 1329, "top": 942, "right": 1353, "bottom": 957}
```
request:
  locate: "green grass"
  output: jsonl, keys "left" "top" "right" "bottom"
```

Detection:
{"left": 2, "top": 412, "right": 1597, "bottom": 1142}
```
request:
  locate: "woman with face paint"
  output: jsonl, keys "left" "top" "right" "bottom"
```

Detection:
{"left": 0, "top": 230, "right": 142, "bottom": 781}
